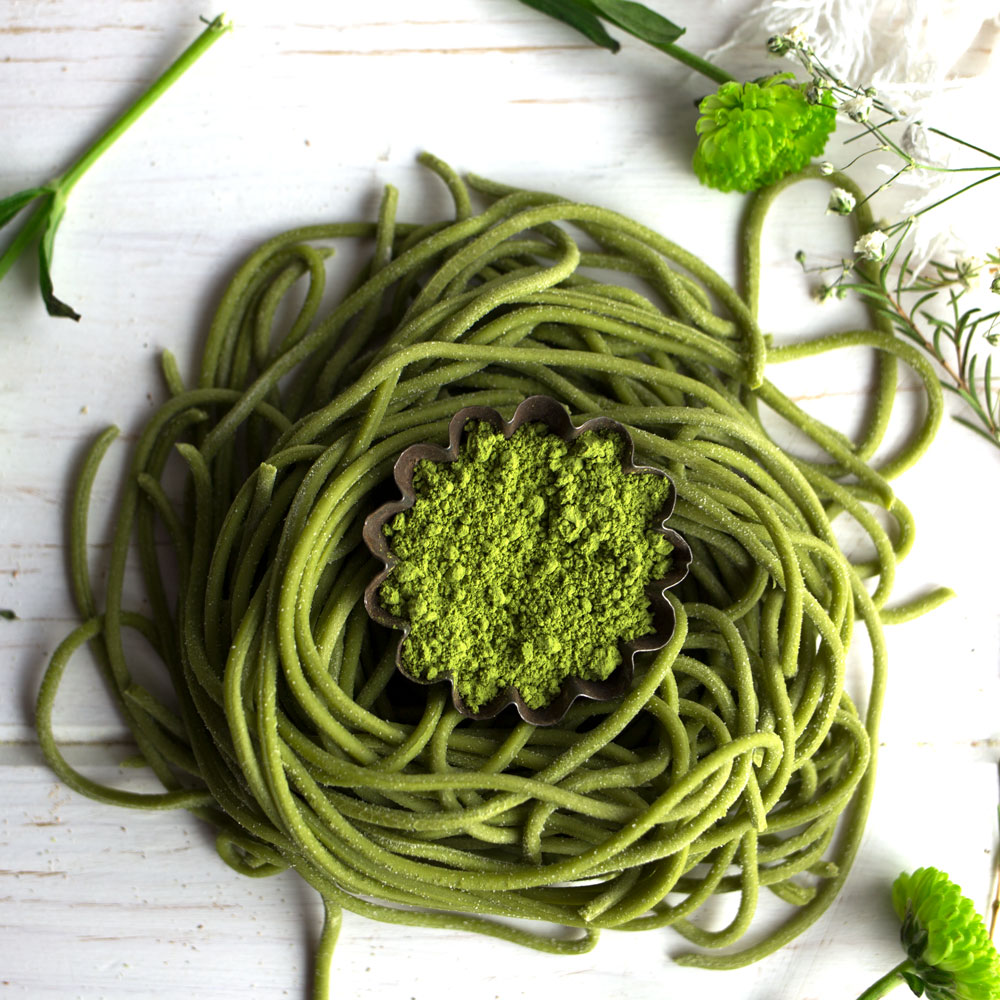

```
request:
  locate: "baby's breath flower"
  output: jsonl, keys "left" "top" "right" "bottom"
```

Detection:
{"left": 827, "top": 187, "right": 856, "bottom": 216}
{"left": 785, "top": 25, "right": 808, "bottom": 47}
{"left": 692, "top": 73, "right": 836, "bottom": 193}
{"left": 855, "top": 230, "right": 889, "bottom": 261}
{"left": 819, "top": 161, "right": 834, "bottom": 175}
{"left": 840, "top": 93, "right": 874, "bottom": 123}
{"left": 766, "top": 25, "right": 808, "bottom": 55}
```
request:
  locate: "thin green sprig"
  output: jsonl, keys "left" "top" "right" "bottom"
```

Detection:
{"left": 0, "top": 13, "right": 231, "bottom": 321}
{"left": 991, "top": 768, "right": 1000, "bottom": 942}
{"left": 803, "top": 222, "right": 1000, "bottom": 450}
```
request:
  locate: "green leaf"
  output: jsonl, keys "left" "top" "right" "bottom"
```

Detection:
{"left": 581, "top": 0, "right": 685, "bottom": 48}
{"left": 953, "top": 415, "right": 1000, "bottom": 447}
{"left": 910, "top": 292, "right": 937, "bottom": 319}
{"left": 0, "top": 187, "right": 45, "bottom": 230}
{"left": 884, "top": 232, "right": 907, "bottom": 271}
{"left": 0, "top": 609, "right": 16, "bottom": 621}
{"left": 967, "top": 355, "right": 980, "bottom": 400}
{"left": 515, "top": 0, "right": 621, "bottom": 52}
{"left": 38, "top": 204, "right": 80, "bottom": 321}
{"left": 896, "top": 248, "right": 915, "bottom": 300}
{"left": 952, "top": 386, "right": 987, "bottom": 421}
{"left": 900, "top": 971, "right": 925, "bottom": 996}
{"left": 931, "top": 325, "right": 944, "bottom": 359}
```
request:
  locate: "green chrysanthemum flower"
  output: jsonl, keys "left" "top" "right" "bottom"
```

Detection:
{"left": 890, "top": 868, "right": 1000, "bottom": 1000}
{"left": 857, "top": 867, "right": 1000, "bottom": 1000}
{"left": 692, "top": 73, "right": 836, "bottom": 193}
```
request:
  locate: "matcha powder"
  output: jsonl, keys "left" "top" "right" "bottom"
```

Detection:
{"left": 379, "top": 421, "right": 674, "bottom": 712}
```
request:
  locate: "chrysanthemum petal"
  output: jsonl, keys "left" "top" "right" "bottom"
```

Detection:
{"left": 891, "top": 867, "right": 1000, "bottom": 1000}
{"left": 692, "top": 74, "right": 836, "bottom": 193}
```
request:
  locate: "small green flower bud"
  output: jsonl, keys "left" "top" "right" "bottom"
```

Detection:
{"left": 826, "top": 187, "right": 856, "bottom": 215}
{"left": 955, "top": 256, "right": 983, "bottom": 289}
{"left": 805, "top": 83, "right": 828, "bottom": 105}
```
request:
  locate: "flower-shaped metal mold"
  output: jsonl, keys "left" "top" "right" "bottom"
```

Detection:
{"left": 362, "top": 395, "right": 692, "bottom": 726}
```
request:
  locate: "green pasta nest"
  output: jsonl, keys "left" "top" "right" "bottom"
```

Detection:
{"left": 379, "top": 421, "right": 673, "bottom": 711}
{"left": 37, "top": 155, "right": 948, "bottom": 995}
{"left": 892, "top": 868, "right": 1000, "bottom": 1000}
{"left": 693, "top": 73, "right": 836, "bottom": 193}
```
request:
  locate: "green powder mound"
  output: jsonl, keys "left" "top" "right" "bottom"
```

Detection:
{"left": 379, "top": 421, "right": 674, "bottom": 711}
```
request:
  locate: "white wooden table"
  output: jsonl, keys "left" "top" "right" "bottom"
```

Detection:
{"left": 1, "top": 3, "right": 998, "bottom": 998}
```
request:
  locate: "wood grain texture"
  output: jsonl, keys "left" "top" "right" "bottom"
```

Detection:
{"left": 1, "top": 1, "right": 998, "bottom": 997}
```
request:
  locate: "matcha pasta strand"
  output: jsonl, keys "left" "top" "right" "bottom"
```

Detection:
{"left": 37, "top": 158, "right": 951, "bottom": 995}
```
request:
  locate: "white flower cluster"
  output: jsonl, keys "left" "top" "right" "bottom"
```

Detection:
{"left": 854, "top": 230, "right": 888, "bottom": 261}
{"left": 766, "top": 23, "right": 809, "bottom": 55}
{"left": 839, "top": 94, "right": 873, "bottom": 123}
{"left": 827, "top": 187, "right": 857, "bottom": 215}
{"left": 784, "top": 24, "right": 809, "bottom": 47}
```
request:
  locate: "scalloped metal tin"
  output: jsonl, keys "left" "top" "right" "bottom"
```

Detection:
{"left": 362, "top": 395, "right": 692, "bottom": 726}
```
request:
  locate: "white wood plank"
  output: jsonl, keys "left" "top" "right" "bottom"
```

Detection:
{"left": 1, "top": 743, "right": 996, "bottom": 998}
{"left": 1, "top": 1, "right": 998, "bottom": 998}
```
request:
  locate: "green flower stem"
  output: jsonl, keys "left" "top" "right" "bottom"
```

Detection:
{"left": 656, "top": 41, "right": 735, "bottom": 85}
{"left": 54, "top": 13, "right": 231, "bottom": 199}
{"left": 0, "top": 13, "right": 231, "bottom": 310}
{"left": 855, "top": 960, "right": 915, "bottom": 1000}
{"left": 927, "top": 125, "right": 1000, "bottom": 164}
{"left": 855, "top": 162, "right": 912, "bottom": 211}
{"left": 907, "top": 169, "right": 1000, "bottom": 222}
